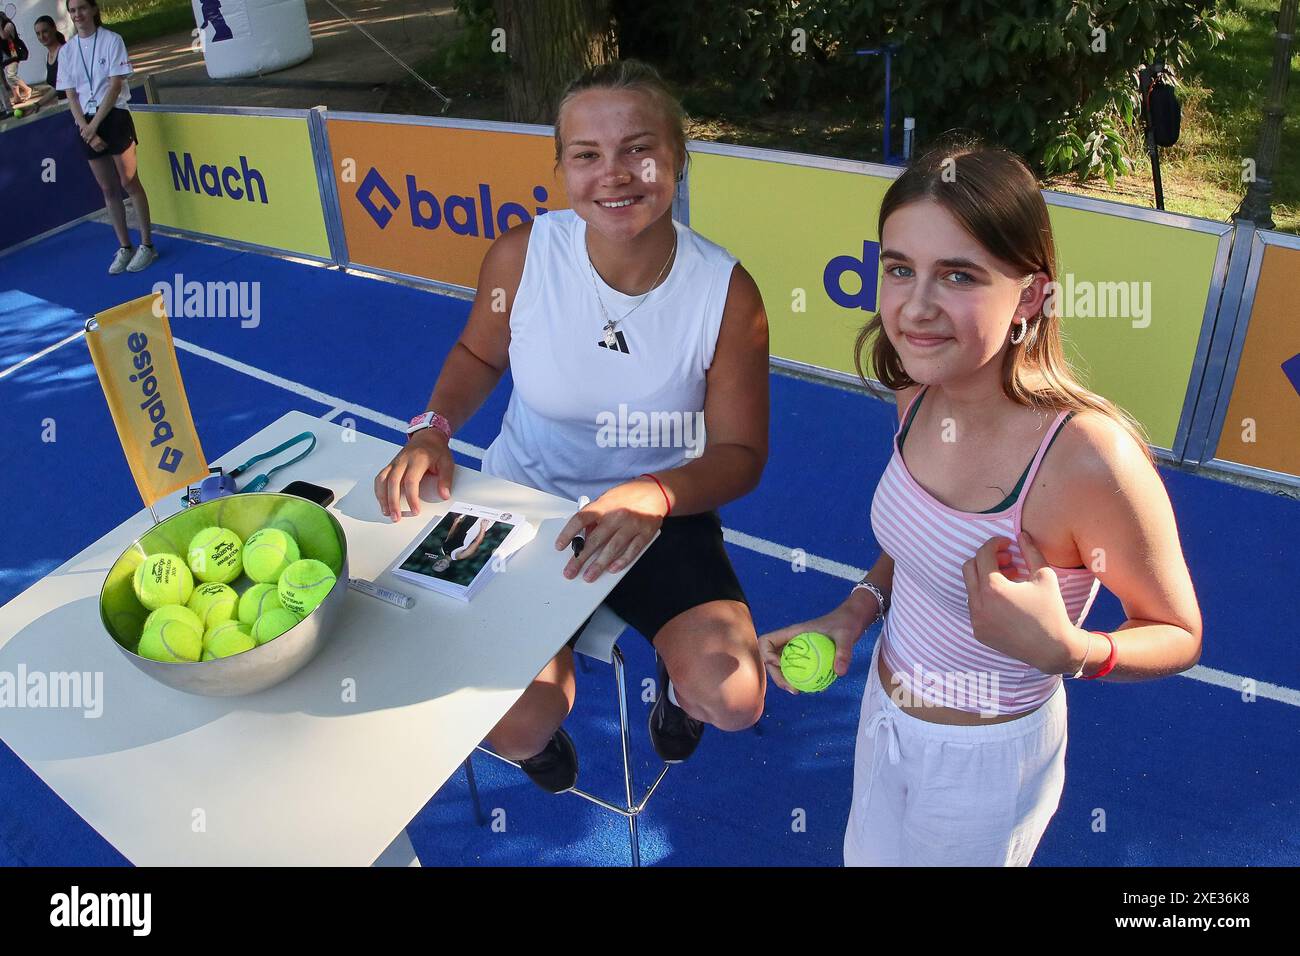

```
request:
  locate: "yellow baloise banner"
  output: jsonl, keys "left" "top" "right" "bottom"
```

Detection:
{"left": 132, "top": 110, "right": 331, "bottom": 259}
{"left": 688, "top": 150, "right": 1226, "bottom": 450}
{"left": 85, "top": 293, "right": 209, "bottom": 509}
{"left": 327, "top": 118, "right": 569, "bottom": 288}
{"left": 1214, "top": 242, "right": 1300, "bottom": 477}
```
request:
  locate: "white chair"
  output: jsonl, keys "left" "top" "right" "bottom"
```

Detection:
{"left": 464, "top": 604, "right": 672, "bottom": 867}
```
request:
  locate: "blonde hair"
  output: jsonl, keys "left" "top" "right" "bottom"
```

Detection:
{"left": 553, "top": 59, "right": 688, "bottom": 182}
{"left": 855, "top": 136, "right": 1153, "bottom": 463}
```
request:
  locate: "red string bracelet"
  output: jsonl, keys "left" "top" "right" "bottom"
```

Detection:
{"left": 640, "top": 473, "right": 671, "bottom": 517}
{"left": 1082, "top": 631, "right": 1117, "bottom": 679}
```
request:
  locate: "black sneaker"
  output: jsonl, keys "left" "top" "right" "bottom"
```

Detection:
{"left": 649, "top": 653, "right": 704, "bottom": 763}
{"left": 517, "top": 726, "right": 579, "bottom": 794}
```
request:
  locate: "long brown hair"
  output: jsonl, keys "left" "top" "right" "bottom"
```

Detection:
{"left": 553, "top": 59, "right": 688, "bottom": 183}
{"left": 855, "top": 135, "right": 1152, "bottom": 460}
{"left": 65, "top": 0, "right": 103, "bottom": 28}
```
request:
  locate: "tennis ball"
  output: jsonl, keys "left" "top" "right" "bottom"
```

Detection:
{"left": 202, "top": 622, "right": 256, "bottom": 660}
{"left": 132, "top": 553, "right": 194, "bottom": 610}
{"left": 137, "top": 619, "right": 202, "bottom": 662}
{"left": 13, "top": 109, "right": 24, "bottom": 118}
{"left": 144, "top": 604, "right": 204, "bottom": 635}
{"left": 238, "top": 582, "right": 283, "bottom": 625}
{"left": 780, "top": 632, "right": 839, "bottom": 693}
{"left": 251, "top": 608, "right": 300, "bottom": 646}
{"left": 268, "top": 501, "right": 341, "bottom": 573}
{"left": 187, "top": 581, "right": 238, "bottom": 629}
{"left": 243, "top": 527, "right": 300, "bottom": 583}
{"left": 187, "top": 527, "right": 243, "bottom": 584}
{"left": 278, "top": 559, "right": 336, "bottom": 617}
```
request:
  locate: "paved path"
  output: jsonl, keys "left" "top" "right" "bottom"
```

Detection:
{"left": 128, "top": 0, "right": 457, "bottom": 113}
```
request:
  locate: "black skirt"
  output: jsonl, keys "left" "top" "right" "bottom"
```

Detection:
{"left": 81, "top": 106, "right": 137, "bottom": 160}
{"left": 569, "top": 509, "right": 750, "bottom": 647}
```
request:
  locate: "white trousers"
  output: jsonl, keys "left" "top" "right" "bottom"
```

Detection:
{"left": 843, "top": 639, "right": 1068, "bottom": 866}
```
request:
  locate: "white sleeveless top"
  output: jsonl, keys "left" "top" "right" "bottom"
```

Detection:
{"left": 481, "top": 209, "right": 739, "bottom": 503}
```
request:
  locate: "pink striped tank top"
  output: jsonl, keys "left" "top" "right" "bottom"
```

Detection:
{"left": 870, "top": 387, "right": 1101, "bottom": 715}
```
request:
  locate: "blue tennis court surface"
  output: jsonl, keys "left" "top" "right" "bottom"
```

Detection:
{"left": 2, "top": 221, "right": 1297, "bottom": 866}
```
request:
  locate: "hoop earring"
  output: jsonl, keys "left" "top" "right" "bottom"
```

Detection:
{"left": 1009, "top": 318, "right": 1027, "bottom": 345}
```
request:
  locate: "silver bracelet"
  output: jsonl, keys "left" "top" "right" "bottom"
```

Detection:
{"left": 1066, "top": 630, "right": 1096, "bottom": 679}
{"left": 850, "top": 579, "right": 886, "bottom": 627}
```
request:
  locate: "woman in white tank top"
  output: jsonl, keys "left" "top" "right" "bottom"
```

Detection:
{"left": 374, "top": 62, "right": 770, "bottom": 794}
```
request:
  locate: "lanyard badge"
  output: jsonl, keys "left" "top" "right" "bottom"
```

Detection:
{"left": 79, "top": 31, "right": 99, "bottom": 112}
{"left": 180, "top": 432, "right": 318, "bottom": 507}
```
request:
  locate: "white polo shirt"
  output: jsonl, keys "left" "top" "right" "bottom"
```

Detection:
{"left": 56, "top": 27, "right": 132, "bottom": 112}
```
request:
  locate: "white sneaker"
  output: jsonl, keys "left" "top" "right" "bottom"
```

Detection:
{"left": 109, "top": 247, "right": 135, "bottom": 275}
{"left": 126, "top": 244, "right": 158, "bottom": 273}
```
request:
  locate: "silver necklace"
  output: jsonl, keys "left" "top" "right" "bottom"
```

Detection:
{"left": 586, "top": 229, "right": 677, "bottom": 349}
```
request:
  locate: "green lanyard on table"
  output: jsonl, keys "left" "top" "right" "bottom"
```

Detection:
{"left": 229, "top": 431, "right": 317, "bottom": 493}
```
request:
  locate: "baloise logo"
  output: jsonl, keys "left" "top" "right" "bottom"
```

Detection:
{"left": 356, "top": 167, "right": 551, "bottom": 237}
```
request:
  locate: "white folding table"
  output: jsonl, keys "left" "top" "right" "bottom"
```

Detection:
{"left": 0, "top": 410, "right": 630, "bottom": 865}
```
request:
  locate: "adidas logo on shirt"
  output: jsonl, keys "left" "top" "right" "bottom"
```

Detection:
{"left": 597, "top": 330, "right": 631, "bottom": 354}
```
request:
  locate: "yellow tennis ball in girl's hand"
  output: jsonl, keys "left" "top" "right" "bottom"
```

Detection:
{"left": 187, "top": 527, "right": 244, "bottom": 584}
{"left": 780, "top": 632, "right": 839, "bottom": 693}
{"left": 243, "top": 528, "right": 300, "bottom": 583}
{"left": 132, "top": 553, "right": 194, "bottom": 610}
{"left": 278, "top": 559, "right": 337, "bottom": 617}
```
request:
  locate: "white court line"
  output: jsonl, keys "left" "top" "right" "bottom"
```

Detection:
{"left": 0, "top": 329, "right": 86, "bottom": 381}
{"left": 8, "top": 332, "right": 1298, "bottom": 708}
{"left": 172, "top": 338, "right": 488, "bottom": 459}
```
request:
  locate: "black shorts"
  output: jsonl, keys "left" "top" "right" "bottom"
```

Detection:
{"left": 82, "top": 107, "right": 137, "bottom": 160}
{"left": 569, "top": 510, "right": 749, "bottom": 647}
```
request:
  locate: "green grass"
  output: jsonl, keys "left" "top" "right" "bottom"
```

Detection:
{"left": 1044, "top": 0, "right": 1300, "bottom": 231}
{"left": 100, "top": 0, "right": 195, "bottom": 47}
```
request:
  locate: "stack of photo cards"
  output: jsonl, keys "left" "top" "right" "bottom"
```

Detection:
{"left": 394, "top": 502, "right": 537, "bottom": 601}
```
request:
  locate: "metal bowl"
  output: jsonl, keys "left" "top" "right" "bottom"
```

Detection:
{"left": 98, "top": 493, "right": 349, "bottom": 697}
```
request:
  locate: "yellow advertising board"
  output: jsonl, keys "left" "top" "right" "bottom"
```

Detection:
{"left": 326, "top": 118, "right": 569, "bottom": 288}
{"left": 687, "top": 148, "right": 1228, "bottom": 450}
{"left": 132, "top": 109, "right": 330, "bottom": 259}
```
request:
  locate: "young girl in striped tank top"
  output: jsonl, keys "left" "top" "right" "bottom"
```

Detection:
{"left": 760, "top": 140, "right": 1202, "bottom": 866}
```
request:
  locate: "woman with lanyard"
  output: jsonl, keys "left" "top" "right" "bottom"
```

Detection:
{"left": 374, "top": 60, "right": 770, "bottom": 795}
{"left": 35, "top": 16, "right": 67, "bottom": 101}
{"left": 56, "top": 0, "right": 157, "bottom": 275}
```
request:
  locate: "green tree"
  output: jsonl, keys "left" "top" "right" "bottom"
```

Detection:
{"left": 491, "top": 0, "right": 618, "bottom": 123}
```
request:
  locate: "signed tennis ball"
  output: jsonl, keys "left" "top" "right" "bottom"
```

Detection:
{"left": 277, "top": 559, "right": 336, "bottom": 617}
{"left": 238, "top": 582, "right": 283, "bottom": 625}
{"left": 780, "top": 632, "right": 839, "bottom": 693}
{"left": 187, "top": 581, "right": 238, "bottom": 629}
{"left": 242, "top": 527, "right": 300, "bottom": 583}
{"left": 250, "top": 608, "right": 300, "bottom": 646}
{"left": 187, "top": 527, "right": 243, "bottom": 584}
{"left": 132, "top": 553, "right": 194, "bottom": 610}
{"left": 137, "top": 618, "right": 202, "bottom": 662}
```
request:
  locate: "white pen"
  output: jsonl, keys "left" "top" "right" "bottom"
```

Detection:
{"left": 348, "top": 578, "right": 414, "bottom": 609}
